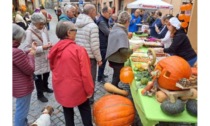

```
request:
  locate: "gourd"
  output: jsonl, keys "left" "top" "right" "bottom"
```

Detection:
{"left": 120, "top": 66, "right": 132, "bottom": 73}
{"left": 155, "top": 91, "right": 168, "bottom": 103}
{"left": 93, "top": 94, "right": 135, "bottom": 126}
{"left": 161, "top": 99, "right": 185, "bottom": 115}
{"left": 181, "top": 88, "right": 197, "bottom": 100}
{"left": 104, "top": 83, "right": 128, "bottom": 96}
{"left": 120, "top": 67, "right": 134, "bottom": 84}
{"left": 186, "top": 99, "right": 197, "bottom": 117}
{"left": 155, "top": 56, "right": 192, "bottom": 90}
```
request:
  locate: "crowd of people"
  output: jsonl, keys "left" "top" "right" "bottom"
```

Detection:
{"left": 13, "top": 3, "right": 197, "bottom": 126}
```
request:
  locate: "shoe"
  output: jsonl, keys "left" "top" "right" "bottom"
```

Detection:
{"left": 43, "top": 88, "right": 54, "bottom": 93}
{"left": 38, "top": 96, "right": 48, "bottom": 102}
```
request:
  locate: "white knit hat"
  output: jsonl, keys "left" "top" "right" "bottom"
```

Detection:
{"left": 169, "top": 17, "right": 181, "bottom": 30}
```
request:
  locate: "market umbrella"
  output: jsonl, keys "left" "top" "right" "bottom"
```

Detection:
{"left": 127, "top": 0, "right": 173, "bottom": 9}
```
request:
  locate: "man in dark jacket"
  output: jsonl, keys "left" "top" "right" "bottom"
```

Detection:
{"left": 96, "top": 6, "right": 112, "bottom": 83}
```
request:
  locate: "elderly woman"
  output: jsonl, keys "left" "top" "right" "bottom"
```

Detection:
{"left": 23, "top": 12, "right": 53, "bottom": 102}
{"left": 160, "top": 17, "right": 197, "bottom": 66}
{"left": 13, "top": 24, "right": 36, "bottom": 126}
{"left": 48, "top": 21, "right": 94, "bottom": 126}
{"left": 106, "top": 11, "right": 141, "bottom": 88}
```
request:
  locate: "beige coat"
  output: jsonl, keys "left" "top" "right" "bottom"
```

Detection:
{"left": 21, "top": 24, "right": 50, "bottom": 75}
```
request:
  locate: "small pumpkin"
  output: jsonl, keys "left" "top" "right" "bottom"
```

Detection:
{"left": 120, "top": 66, "right": 132, "bottom": 74}
{"left": 120, "top": 67, "right": 134, "bottom": 84}
{"left": 181, "top": 88, "right": 197, "bottom": 100}
{"left": 155, "top": 91, "right": 167, "bottom": 103}
{"left": 161, "top": 99, "right": 185, "bottom": 115}
{"left": 155, "top": 56, "right": 192, "bottom": 91}
{"left": 186, "top": 99, "right": 197, "bottom": 117}
{"left": 93, "top": 94, "right": 135, "bottom": 126}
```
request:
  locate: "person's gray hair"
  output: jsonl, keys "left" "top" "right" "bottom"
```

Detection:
{"left": 117, "top": 11, "right": 131, "bottom": 24}
{"left": 56, "top": 21, "right": 75, "bottom": 39}
{"left": 13, "top": 23, "right": 26, "bottom": 42}
{"left": 63, "top": 4, "right": 75, "bottom": 14}
{"left": 31, "top": 12, "right": 46, "bottom": 25}
{"left": 83, "top": 4, "right": 95, "bottom": 15}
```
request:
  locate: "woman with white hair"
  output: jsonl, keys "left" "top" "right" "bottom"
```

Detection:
{"left": 23, "top": 12, "right": 53, "bottom": 102}
{"left": 13, "top": 24, "right": 37, "bottom": 126}
{"left": 105, "top": 11, "right": 141, "bottom": 88}
{"left": 160, "top": 17, "right": 197, "bottom": 66}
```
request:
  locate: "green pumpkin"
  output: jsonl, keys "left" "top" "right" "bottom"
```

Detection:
{"left": 141, "top": 77, "right": 149, "bottom": 85}
{"left": 161, "top": 99, "right": 185, "bottom": 115}
{"left": 186, "top": 99, "right": 197, "bottom": 117}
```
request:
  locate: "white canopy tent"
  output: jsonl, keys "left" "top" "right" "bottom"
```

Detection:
{"left": 127, "top": 0, "right": 173, "bottom": 10}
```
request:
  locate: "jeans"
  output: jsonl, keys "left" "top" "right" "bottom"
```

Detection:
{"left": 34, "top": 72, "right": 50, "bottom": 98}
{"left": 97, "top": 49, "right": 107, "bottom": 80}
{"left": 89, "top": 59, "right": 97, "bottom": 103}
{"left": 188, "top": 56, "right": 197, "bottom": 67}
{"left": 14, "top": 93, "right": 32, "bottom": 126}
{"left": 62, "top": 99, "right": 93, "bottom": 126}
{"left": 109, "top": 61, "right": 124, "bottom": 87}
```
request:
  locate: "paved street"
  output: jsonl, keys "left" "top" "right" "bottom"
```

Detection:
{"left": 13, "top": 9, "right": 195, "bottom": 126}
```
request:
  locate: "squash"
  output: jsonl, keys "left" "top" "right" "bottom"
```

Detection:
{"left": 155, "top": 56, "right": 192, "bottom": 90}
{"left": 186, "top": 99, "right": 197, "bottom": 117}
{"left": 120, "top": 66, "right": 132, "bottom": 74}
{"left": 181, "top": 88, "right": 197, "bottom": 100}
{"left": 93, "top": 94, "right": 135, "bottom": 126}
{"left": 141, "top": 77, "right": 149, "bottom": 85}
{"left": 155, "top": 91, "right": 168, "bottom": 103}
{"left": 104, "top": 83, "right": 128, "bottom": 96}
{"left": 120, "top": 68, "right": 134, "bottom": 84}
{"left": 161, "top": 99, "right": 185, "bottom": 115}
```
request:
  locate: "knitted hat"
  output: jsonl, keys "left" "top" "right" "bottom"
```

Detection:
{"left": 169, "top": 17, "right": 181, "bottom": 30}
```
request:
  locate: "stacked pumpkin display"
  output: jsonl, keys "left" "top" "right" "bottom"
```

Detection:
{"left": 143, "top": 56, "right": 197, "bottom": 116}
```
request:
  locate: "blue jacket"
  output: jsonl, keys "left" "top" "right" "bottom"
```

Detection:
{"left": 149, "top": 18, "right": 163, "bottom": 38}
{"left": 129, "top": 14, "right": 142, "bottom": 32}
{"left": 59, "top": 14, "right": 76, "bottom": 23}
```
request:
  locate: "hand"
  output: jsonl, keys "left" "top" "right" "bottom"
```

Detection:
{"left": 29, "top": 42, "right": 37, "bottom": 55}
{"left": 43, "top": 42, "right": 53, "bottom": 50}
{"left": 155, "top": 25, "right": 159, "bottom": 33}
{"left": 97, "top": 61, "right": 103, "bottom": 66}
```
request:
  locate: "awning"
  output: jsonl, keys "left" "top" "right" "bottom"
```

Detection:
{"left": 127, "top": 0, "right": 173, "bottom": 10}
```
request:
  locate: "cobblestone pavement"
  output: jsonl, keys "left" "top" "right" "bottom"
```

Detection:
{"left": 13, "top": 9, "right": 195, "bottom": 126}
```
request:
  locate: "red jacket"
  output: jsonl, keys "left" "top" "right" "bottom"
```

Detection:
{"left": 48, "top": 39, "right": 94, "bottom": 107}
{"left": 13, "top": 41, "right": 35, "bottom": 98}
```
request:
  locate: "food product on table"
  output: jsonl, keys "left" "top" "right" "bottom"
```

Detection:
{"left": 155, "top": 91, "right": 168, "bottom": 103}
{"left": 143, "top": 42, "right": 163, "bottom": 47}
{"left": 120, "top": 67, "right": 134, "bottom": 84}
{"left": 155, "top": 56, "right": 192, "bottom": 91}
{"left": 161, "top": 99, "right": 185, "bottom": 115}
{"left": 93, "top": 94, "right": 135, "bottom": 126}
{"left": 186, "top": 99, "right": 197, "bottom": 117}
{"left": 181, "top": 88, "right": 197, "bottom": 100}
{"left": 131, "top": 57, "right": 150, "bottom": 62}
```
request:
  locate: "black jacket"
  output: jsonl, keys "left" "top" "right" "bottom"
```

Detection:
{"left": 164, "top": 28, "right": 197, "bottom": 61}
{"left": 96, "top": 15, "right": 110, "bottom": 49}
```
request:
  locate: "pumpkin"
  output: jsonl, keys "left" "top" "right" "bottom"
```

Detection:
{"left": 120, "top": 66, "right": 132, "bottom": 74}
{"left": 155, "top": 91, "right": 167, "bottom": 103}
{"left": 186, "top": 99, "right": 197, "bottom": 117}
{"left": 155, "top": 56, "right": 192, "bottom": 91}
{"left": 120, "top": 67, "right": 134, "bottom": 84}
{"left": 161, "top": 99, "right": 185, "bottom": 115}
{"left": 93, "top": 94, "right": 135, "bottom": 126}
{"left": 178, "top": 14, "right": 185, "bottom": 21}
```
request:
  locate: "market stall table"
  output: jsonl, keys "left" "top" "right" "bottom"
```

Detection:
{"left": 129, "top": 47, "right": 197, "bottom": 126}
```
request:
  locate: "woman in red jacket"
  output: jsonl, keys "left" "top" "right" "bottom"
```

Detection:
{"left": 48, "top": 21, "right": 94, "bottom": 126}
{"left": 13, "top": 24, "right": 37, "bottom": 126}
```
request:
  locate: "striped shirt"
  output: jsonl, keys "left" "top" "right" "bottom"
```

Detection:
{"left": 13, "top": 48, "right": 35, "bottom": 98}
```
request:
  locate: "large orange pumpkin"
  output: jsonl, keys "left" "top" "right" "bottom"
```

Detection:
{"left": 155, "top": 56, "right": 192, "bottom": 90}
{"left": 93, "top": 94, "right": 135, "bottom": 126}
{"left": 120, "top": 68, "right": 134, "bottom": 84}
